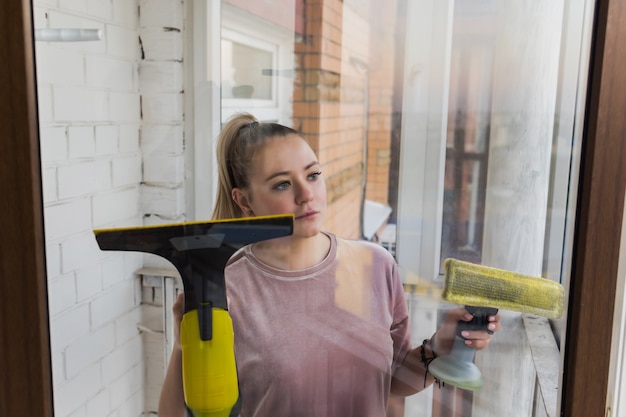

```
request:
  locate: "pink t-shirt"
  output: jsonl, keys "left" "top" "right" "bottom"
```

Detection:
{"left": 225, "top": 232, "right": 411, "bottom": 417}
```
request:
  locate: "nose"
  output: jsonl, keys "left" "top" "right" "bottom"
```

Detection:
{"left": 295, "top": 181, "right": 314, "bottom": 205}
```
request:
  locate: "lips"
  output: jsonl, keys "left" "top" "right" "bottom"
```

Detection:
{"left": 295, "top": 210, "right": 319, "bottom": 220}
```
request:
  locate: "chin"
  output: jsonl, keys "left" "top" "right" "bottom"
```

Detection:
{"left": 293, "top": 223, "right": 322, "bottom": 239}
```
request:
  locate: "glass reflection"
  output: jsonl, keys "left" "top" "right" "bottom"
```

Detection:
{"left": 221, "top": 40, "right": 274, "bottom": 100}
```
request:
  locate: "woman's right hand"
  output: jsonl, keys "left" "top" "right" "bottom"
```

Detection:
{"left": 159, "top": 292, "right": 187, "bottom": 417}
{"left": 172, "top": 292, "right": 184, "bottom": 350}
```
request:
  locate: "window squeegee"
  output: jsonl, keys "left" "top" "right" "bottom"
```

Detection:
{"left": 94, "top": 214, "right": 294, "bottom": 417}
{"left": 430, "top": 258, "right": 565, "bottom": 391}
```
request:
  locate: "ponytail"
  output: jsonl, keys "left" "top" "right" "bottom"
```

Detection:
{"left": 212, "top": 113, "right": 298, "bottom": 219}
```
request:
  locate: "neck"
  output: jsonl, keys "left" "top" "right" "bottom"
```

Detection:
{"left": 252, "top": 232, "right": 330, "bottom": 270}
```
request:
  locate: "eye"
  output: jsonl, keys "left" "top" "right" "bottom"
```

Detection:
{"left": 308, "top": 171, "right": 322, "bottom": 181}
{"left": 272, "top": 180, "right": 291, "bottom": 191}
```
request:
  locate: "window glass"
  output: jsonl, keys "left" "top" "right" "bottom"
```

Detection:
{"left": 206, "top": 1, "right": 592, "bottom": 415}
{"left": 221, "top": 38, "right": 274, "bottom": 100}
{"left": 32, "top": 0, "right": 595, "bottom": 415}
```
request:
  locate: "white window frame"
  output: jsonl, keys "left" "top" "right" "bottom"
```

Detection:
{"left": 395, "top": 0, "right": 454, "bottom": 282}
{"left": 221, "top": 29, "right": 280, "bottom": 116}
{"left": 185, "top": 0, "right": 222, "bottom": 221}
{"left": 220, "top": 4, "right": 294, "bottom": 125}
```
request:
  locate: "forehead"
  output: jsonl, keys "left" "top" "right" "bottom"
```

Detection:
{"left": 251, "top": 134, "right": 318, "bottom": 174}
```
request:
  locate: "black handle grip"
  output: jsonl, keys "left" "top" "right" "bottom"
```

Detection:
{"left": 457, "top": 306, "right": 498, "bottom": 338}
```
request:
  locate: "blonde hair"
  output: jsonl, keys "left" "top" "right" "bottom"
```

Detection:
{"left": 212, "top": 113, "right": 298, "bottom": 219}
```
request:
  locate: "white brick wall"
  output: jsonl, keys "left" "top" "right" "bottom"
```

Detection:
{"left": 34, "top": 0, "right": 188, "bottom": 415}
{"left": 138, "top": 0, "right": 187, "bottom": 227}
{"left": 31, "top": 0, "right": 375, "bottom": 410}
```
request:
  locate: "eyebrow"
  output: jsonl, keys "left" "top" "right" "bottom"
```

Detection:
{"left": 264, "top": 161, "right": 320, "bottom": 182}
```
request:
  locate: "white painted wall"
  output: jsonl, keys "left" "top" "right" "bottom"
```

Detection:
{"left": 34, "top": 0, "right": 187, "bottom": 415}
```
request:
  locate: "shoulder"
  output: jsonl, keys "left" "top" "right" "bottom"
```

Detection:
{"left": 225, "top": 245, "right": 249, "bottom": 268}
{"left": 333, "top": 234, "right": 397, "bottom": 265}
{"left": 332, "top": 235, "right": 405, "bottom": 301}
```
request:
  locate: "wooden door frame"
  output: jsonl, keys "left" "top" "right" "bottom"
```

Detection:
{"left": 1, "top": 0, "right": 624, "bottom": 416}
{"left": 561, "top": 0, "right": 626, "bottom": 415}
{"left": 0, "top": 0, "right": 53, "bottom": 416}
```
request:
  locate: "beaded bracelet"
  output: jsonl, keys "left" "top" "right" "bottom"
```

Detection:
{"left": 420, "top": 338, "right": 443, "bottom": 388}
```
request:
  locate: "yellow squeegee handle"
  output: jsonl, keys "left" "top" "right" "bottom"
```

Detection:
{"left": 180, "top": 308, "right": 240, "bottom": 417}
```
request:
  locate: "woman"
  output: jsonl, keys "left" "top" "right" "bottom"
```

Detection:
{"left": 158, "top": 113, "right": 500, "bottom": 416}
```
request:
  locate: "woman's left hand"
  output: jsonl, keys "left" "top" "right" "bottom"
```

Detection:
{"left": 432, "top": 307, "right": 501, "bottom": 355}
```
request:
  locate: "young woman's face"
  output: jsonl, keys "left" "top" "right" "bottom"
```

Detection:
{"left": 237, "top": 134, "right": 327, "bottom": 238}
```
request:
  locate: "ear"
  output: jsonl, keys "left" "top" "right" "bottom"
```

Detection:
{"left": 231, "top": 187, "right": 254, "bottom": 216}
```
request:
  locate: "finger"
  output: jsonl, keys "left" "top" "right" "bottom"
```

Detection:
{"left": 488, "top": 314, "right": 501, "bottom": 321}
{"left": 172, "top": 293, "right": 184, "bottom": 317}
{"left": 460, "top": 330, "right": 492, "bottom": 341}
{"left": 487, "top": 316, "right": 502, "bottom": 333}
{"left": 463, "top": 337, "right": 492, "bottom": 350}
{"left": 445, "top": 308, "right": 473, "bottom": 322}
{"left": 460, "top": 312, "right": 474, "bottom": 322}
